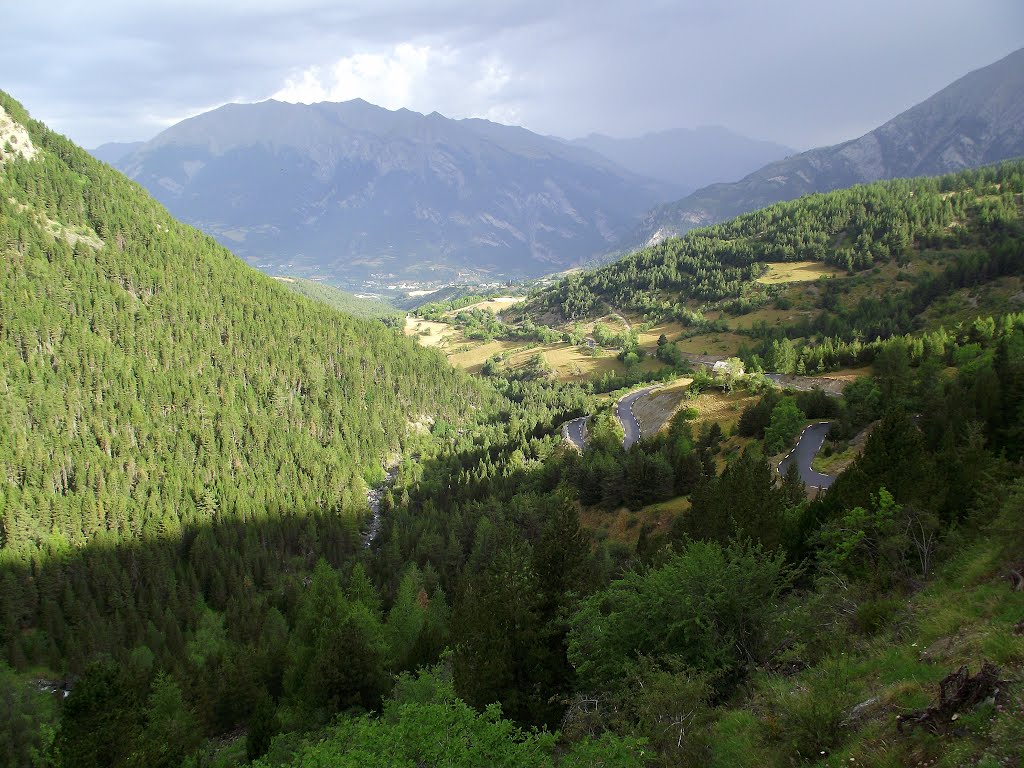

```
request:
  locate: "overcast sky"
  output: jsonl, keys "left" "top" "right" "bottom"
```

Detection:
{"left": 4, "top": 0, "right": 1023, "bottom": 150}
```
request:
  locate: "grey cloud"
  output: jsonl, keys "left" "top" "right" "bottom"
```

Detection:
{"left": 3, "top": 0, "right": 1022, "bottom": 149}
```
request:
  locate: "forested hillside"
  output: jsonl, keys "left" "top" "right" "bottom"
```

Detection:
{"left": 2, "top": 90, "right": 1023, "bottom": 768}
{"left": 520, "top": 161, "right": 1024, "bottom": 371}
{"left": 0, "top": 89, "right": 482, "bottom": 672}
{"left": 272, "top": 277, "right": 401, "bottom": 325}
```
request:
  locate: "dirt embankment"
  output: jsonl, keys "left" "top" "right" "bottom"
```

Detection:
{"left": 769, "top": 373, "right": 847, "bottom": 395}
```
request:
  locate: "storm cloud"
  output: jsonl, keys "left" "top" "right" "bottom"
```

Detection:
{"left": 4, "top": 0, "right": 1023, "bottom": 150}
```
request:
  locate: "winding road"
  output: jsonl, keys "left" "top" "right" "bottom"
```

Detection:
{"left": 777, "top": 421, "right": 836, "bottom": 490}
{"left": 557, "top": 388, "right": 839, "bottom": 493}
{"left": 617, "top": 386, "right": 658, "bottom": 450}
{"left": 562, "top": 416, "right": 589, "bottom": 452}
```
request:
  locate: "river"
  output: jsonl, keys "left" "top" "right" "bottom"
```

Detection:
{"left": 363, "top": 464, "right": 400, "bottom": 547}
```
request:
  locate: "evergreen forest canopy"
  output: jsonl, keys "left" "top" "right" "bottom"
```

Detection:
{"left": 1, "top": 92, "right": 1023, "bottom": 768}
{"left": 0, "top": 89, "right": 483, "bottom": 669}
{"left": 535, "top": 161, "right": 1024, "bottom": 335}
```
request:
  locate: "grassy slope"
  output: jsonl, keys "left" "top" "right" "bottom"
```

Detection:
{"left": 714, "top": 530, "right": 1024, "bottom": 767}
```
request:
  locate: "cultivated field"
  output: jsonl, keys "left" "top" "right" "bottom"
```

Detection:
{"left": 445, "top": 296, "right": 524, "bottom": 316}
{"left": 446, "top": 340, "right": 524, "bottom": 372}
{"left": 673, "top": 332, "right": 749, "bottom": 356}
{"left": 728, "top": 306, "right": 811, "bottom": 330}
{"left": 405, "top": 318, "right": 635, "bottom": 381}
{"left": 404, "top": 317, "right": 458, "bottom": 347}
{"left": 541, "top": 344, "right": 626, "bottom": 381}
{"left": 756, "top": 261, "right": 846, "bottom": 284}
{"left": 635, "top": 321, "right": 687, "bottom": 349}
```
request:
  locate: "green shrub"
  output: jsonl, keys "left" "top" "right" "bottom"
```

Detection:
{"left": 764, "top": 656, "right": 857, "bottom": 760}
{"left": 854, "top": 596, "right": 903, "bottom": 636}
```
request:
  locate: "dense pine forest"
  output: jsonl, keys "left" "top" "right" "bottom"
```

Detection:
{"left": 1, "top": 93, "right": 1023, "bottom": 768}
{"left": 0, "top": 91, "right": 484, "bottom": 763}
{"left": 543, "top": 161, "right": 1024, "bottom": 313}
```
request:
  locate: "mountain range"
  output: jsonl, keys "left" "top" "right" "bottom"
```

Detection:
{"left": 639, "top": 46, "right": 1024, "bottom": 245}
{"left": 110, "top": 100, "right": 679, "bottom": 287}
{"left": 99, "top": 47, "right": 1024, "bottom": 290}
{"left": 90, "top": 140, "right": 144, "bottom": 165}
{"left": 5, "top": 72, "right": 1024, "bottom": 768}
{"left": 569, "top": 126, "right": 796, "bottom": 191}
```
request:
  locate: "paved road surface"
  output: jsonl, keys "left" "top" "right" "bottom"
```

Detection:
{"left": 617, "top": 387, "right": 657, "bottom": 450}
{"left": 777, "top": 421, "right": 836, "bottom": 490}
{"left": 562, "top": 416, "right": 589, "bottom": 452}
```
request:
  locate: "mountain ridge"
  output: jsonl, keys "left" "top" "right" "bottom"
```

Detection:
{"left": 113, "top": 99, "right": 679, "bottom": 288}
{"left": 639, "top": 46, "right": 1024, "bottom": 245}
{"left": 570, "top": 126, "right": 796, "bottom": 191}
{"left": 89, "top": 140, "right": 145, "bottom": 165}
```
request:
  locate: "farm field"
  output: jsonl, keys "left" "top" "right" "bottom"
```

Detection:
{"left": 446, "top": 340, "right": 524, "bottom": 372}
{"left": 405, "top": 319, "right": 637, "bottom": 381}
{"left": 673, "top": 332, "right": 749, "bottom": 356}
{"left": 541, "top": 343, "right": 626, "bottom": 381}
{"left": 444, "top": 296, "right": 524, "bottom": 316}
{"left": 755, "top": 260, "right": 846, "bottom": 283}
{"left": 728, "top": 306, "right": 811, "bottom": 330}
{"left": 403, "top": 317, "right": 459, "bottom": 347}
{"left": 634, "top": 321, "right": 687, "bottom": 349}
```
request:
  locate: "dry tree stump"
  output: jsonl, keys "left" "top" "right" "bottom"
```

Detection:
{"left": 897, "top": 662, "right": 1001, "bottom": 735}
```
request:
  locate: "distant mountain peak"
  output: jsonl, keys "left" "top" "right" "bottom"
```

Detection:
{"left": 88, "top": 140, "right": 145, "bottom": 166}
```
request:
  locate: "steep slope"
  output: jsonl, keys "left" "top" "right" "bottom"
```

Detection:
{"left": 0, "top": 90, "right": 479, "bottom": 561}
{"left": 641, "top": 47, "right": 1024, "bottom": 244}
{"left": 571, "top": 126, "right": 795, "bottom": 190}
{"left": 113, "top": 99, "right": 675, "bottom": 287}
